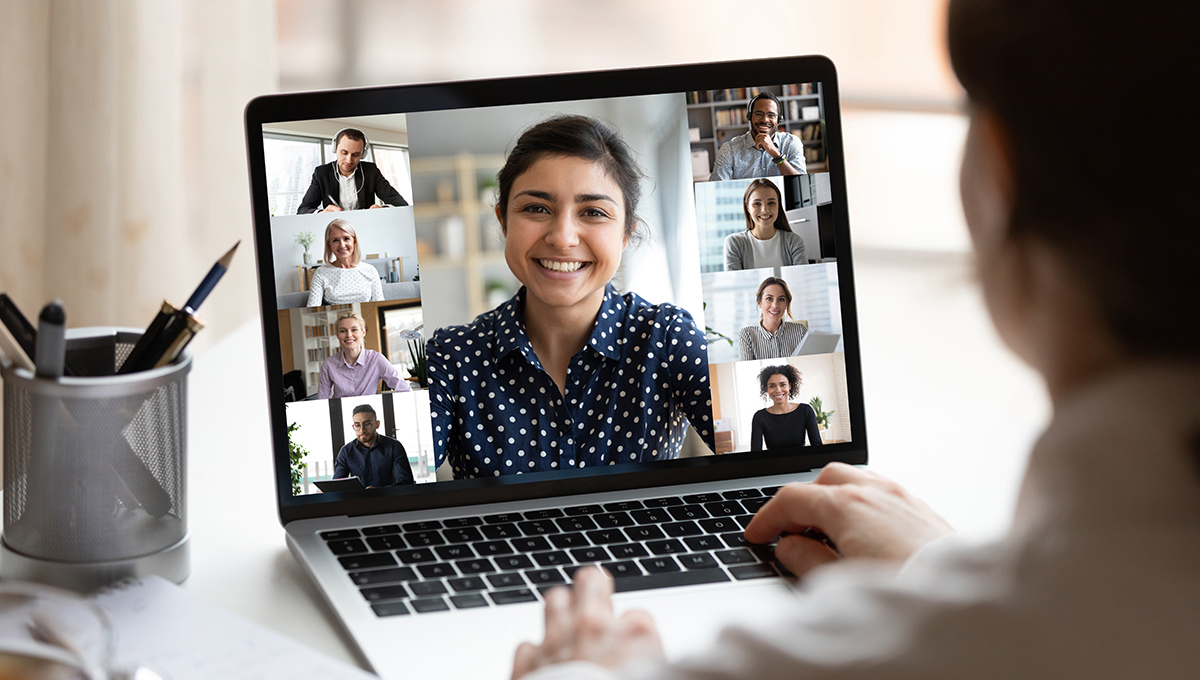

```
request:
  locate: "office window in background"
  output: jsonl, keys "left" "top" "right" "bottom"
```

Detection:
{"left": 264, "top": 134, "right": 322, "bottom": 216}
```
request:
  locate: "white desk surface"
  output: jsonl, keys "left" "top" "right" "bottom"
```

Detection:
{"left": 183, "top": 246, "right": 1049, "bottom": 671}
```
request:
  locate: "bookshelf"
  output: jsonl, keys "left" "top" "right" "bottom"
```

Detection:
{"left": 686, "top": 83, "right": 827, "bottom": 180}
{"left": 295, "top": 304, "right": 352, "bottom": 393}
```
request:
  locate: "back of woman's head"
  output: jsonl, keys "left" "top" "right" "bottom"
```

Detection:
{"left": 948, "top": 0, "right": 1200, "bottom": 359}
{"left": 496, "top": 115, "right": 644, "bottom": 238}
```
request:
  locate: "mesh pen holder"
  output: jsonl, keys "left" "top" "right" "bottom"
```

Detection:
{"left": 1, "top": 328, "right": 190, "bottom": 592}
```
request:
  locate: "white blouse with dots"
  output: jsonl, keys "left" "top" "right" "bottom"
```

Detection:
{"left": 306, "top": 262, "right": 384, "bottom": 307}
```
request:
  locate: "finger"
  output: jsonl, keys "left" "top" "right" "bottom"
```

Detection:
{"left": 615, "top": 608, "right": 665, "bottom": 660}
{"left": 744, "top": 482, "right": 835, "bottom": 544}
{"left": 572, "top": 566, "right": 615, "bottom": 658}
{"left": 773, "top": 533, "right": 840, "bottom": 577}
{"left": 814, "top": 462, "right": 904, "bottom": 496}
{"left": 541, "top": 585, "right": 573, "bottom": 656}
{"left": 512, "top": 641, "right": 538, "bottom": 680}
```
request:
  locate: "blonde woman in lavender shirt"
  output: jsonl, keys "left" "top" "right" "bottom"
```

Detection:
{"left": 317, "top": 311, "right": 410, "bottom": 399}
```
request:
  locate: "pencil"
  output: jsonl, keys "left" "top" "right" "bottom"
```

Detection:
{"left": 184, "top": 241, "right": 239, "bottom": 314}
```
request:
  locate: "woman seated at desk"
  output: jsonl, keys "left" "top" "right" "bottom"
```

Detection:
{"left": 749, "top": 364, "right": 821, "bottom": 451}
{"left": 738, "top": 276, "right": 808, "bottom": 360}
{"left": 317, "top": 311, "right": 411, "bottom": 399}
{"left": 427, "top": 115, "right": 714, "bottom": 480}
{"left": 306, "top": 218, "right": 384, "bottom": 307}
{"left": 723, "top": 178, "right": 807, "bottom": 271}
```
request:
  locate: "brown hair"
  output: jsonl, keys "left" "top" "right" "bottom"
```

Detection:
{"left": 742, "top": 179, "right": 791, "bottom": 233}
{"left": 755, "top": 277, "right": 794, "bottom": 320}
{"left": 948, "top": 0, "right": 1200, "bottom": 359}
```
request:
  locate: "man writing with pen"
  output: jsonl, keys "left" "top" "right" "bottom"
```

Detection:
{"left": 296, "top": 128, "right": 409, "bottom": 214}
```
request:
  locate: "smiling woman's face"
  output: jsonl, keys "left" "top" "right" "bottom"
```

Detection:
{"left": 746, "top": 186, "right": 779, "bottom": 233}
{"left": 500, "top": 155, "right": 629, "bottom": 314}
{"left": 328, "top": 227, "right": 356, "bottom": 266}
{"left": 766, "top": 373, "right": 791, "bottom": 404}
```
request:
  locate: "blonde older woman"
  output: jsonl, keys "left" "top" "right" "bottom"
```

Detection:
{"left": 305, "top": 218, "right": 384, "bottom": 307}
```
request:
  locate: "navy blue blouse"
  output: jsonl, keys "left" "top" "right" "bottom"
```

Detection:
{"left": 427, "top": 284, "right": 714, "bottom": 479}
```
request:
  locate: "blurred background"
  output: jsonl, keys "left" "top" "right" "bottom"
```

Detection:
{"left": 0, "top": 0, "right": 1045, "bottom": 539}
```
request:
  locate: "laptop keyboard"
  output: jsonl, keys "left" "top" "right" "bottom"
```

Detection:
{"left": 321, "top": 486, "right": 791, "bottom": 617}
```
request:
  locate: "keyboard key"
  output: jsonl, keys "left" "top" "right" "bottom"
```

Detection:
{"left": 646, "top": 539, "right": 686, "bottom": 555}
{"left": 556, "top": 516, "right": 598, "bottom": 532}
{"left": 450, "top": 593, "right": 490, "bottom": 609}
{"left": 443, "top": 527, "right": 484, "bottom": 543}
{"left": 350, "top": 567, "right": 417, "bottom": 585}
{"left": 396, "top": 548, "right": 437, "bottom": 564}
{"left": 639, "top": 556, "right": 681, "bottom": 574}
{"left": 532, "top": 551, "right": 570, "bottom": 567}
{"left": 487, "top": 572, "right": 526, "bottom": 589}
{"left": 360, "top": 584, "right": 409, "bottom": 602}
{"left": 624, "top": 525, "right": 665, "bottom": 541}
{"left": 366, "top": 535, "right": 406, "bottom": 552}
{"left": 683, "top": 493, "right": 723, "bottom": 504}
{"left": 704, "top": 501, "right": 745, "bottom": 517}
{"left": 474, "top": 540, "right": 514, "bottom": 556}
{"left": 735, "top": 515, "right": 755, "bottom": 529}
{"left": 410, "top": 597, "right": 451, "bottom": 613}
{"left": 742, "top": 497, "right": 769, "bottom": 513}
{"left": 362, "top": 524, "right": 402, "bottom": 536}
{"left": 523, "top": 508, "right": 564, "bottom": 520}
{"left": 525, "top": 568, "right": 566, "bottom": 585}
{"left": 481, "top": 524, "right": 522, "bottom": 540}
{"left": 327, "top": 539, "right": 368, "bottom": 555}
{"left": 321, "top": 529, "right": 361, "bottom": 540}
{"left": 417, "top": 563, "right": 457, "bottom": 579}
{"left": 339, "top": 553, "right": 396, "bottom": 570}
{"left": 402, "top": 520, "right": 442, "bottom": 532}
{"left": 448, "top": 576, "right": 488, "bottom": 592}
{"left": 679, "top": 553, "right": 719, "bottom": 570}
{"left": 699, "top": 517, "right": 740, "bottom": 534}
{"left": 642, "top": 496, "right": 684, "bottom": 507}
{"left": 667, "top": 505, "right": 709, "bottom": 521}
{"left": 603, "top": 500, "right": 644, "bottom": 512}
{"left": 608, "top": 543, "right": 649, "bottom": 559}
{"left": 442, "top": 517, "right": 484, "bottom": 528}
{"left": 630, "top": 508, "right": 671, "bottom": 524}
{"left": 455, "top": 558, "right": 495, "bottom": 574}
{"left": 722, "top": 488, "right": 762, "bottom": 500}
{"left": 585, "top": 529, "right": 627, "bottom": 545}
{"left": 371, "top": 601, "right": 410, "bottom": 617}
{"left": 409, "top": 581, "right": 448, "bottom": 597}
{"left": 662, "top": 521, "right": 702, "bottom": 538}
{"left": 721, "top": 533, "right": 748, "bottom": 548}
{"left": 715, "top": 548, "right": 756, "bottom": 565}
{"left": 484, "top": 513, "right": 523, "bottom": 524}
{"left": 730, "top": 564, "right": 778, "bottom": 580}
{"left": 570, "top": 547, "right": 610, "bottom": 563}
{"left": 684, "top": 535, "right": 723, "bottom": 551}
{"left": 760, "top": 486, "right": 782, "bottom": 496}
{"left": 436, "top": 544, "right": 475, "bottom": 560}
{"left": 511, "top": 536, "right": 552, "bottom": 552}
{"left": 611, "top": 568, "right": 729, "bottom": 592}
{"left": 495, "top": 554, "right": 535, "bottom": 571}
{"left": 518, "top": 520, "right": 560, "bottom": 536}
{"left": 600, "top": 560, "right": 642, "bottom": 578}
{"left": 490, "top": 589, "right": 538, "bottom": 605}
{"left": 563, "top": 504, "right": 603, "bottom": 515}
{"left": 593, "top": 512, "right": 634, "bottom": 528}
{"left": 549, "top": 533, "right": 590, "bottom": 549}
{"left": 406, "top": 531, "right": 445, "bottom": 547}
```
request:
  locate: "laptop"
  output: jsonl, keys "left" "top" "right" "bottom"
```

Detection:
{"left": 245, "top": 56, "right": 866, "bottom": 678}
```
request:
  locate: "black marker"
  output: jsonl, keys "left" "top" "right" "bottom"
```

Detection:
{"left": 34, "top": 301, "right": 66, "bottom": 379}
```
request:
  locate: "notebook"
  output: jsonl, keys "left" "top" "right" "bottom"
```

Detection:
{"left": 245, "top": 56, "right": 866, "bottom": 678}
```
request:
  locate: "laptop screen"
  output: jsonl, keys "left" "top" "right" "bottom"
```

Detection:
{"left": 246, "top": 58, "right": 865, "bottom": 518}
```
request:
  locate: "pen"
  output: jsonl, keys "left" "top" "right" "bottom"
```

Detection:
{"left": 327, "top": 194, "right": 340, "bottom": 211}
{"left": 0, "top": 293, "right": 38, "bottom": 364}
{"left": 0, "top": 312, "right": 35, "bottom": 372}
{"left": 184, "top": 241, "right": 239, "bottom": 314}
{"left": 34, "top": 300, "right": 66, "bottom": 379}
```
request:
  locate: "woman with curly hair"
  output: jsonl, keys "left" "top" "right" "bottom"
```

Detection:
{"left": 749, "top": 363, "right": 822, "bottom": 451}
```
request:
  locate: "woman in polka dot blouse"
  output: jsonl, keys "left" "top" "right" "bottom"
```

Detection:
{"left": 426, "top": 115, "right": 715, "bottom": 480}
{"left": 305, "top": 218, "right": 385, "bottom": 307}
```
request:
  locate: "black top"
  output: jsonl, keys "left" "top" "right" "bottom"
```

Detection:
{"left": 333, "top": 434, "right": 414, "bottom": 487}
{"left": 750, "top": 403, "right": 823, "bottom": 451}
{"left": 297, "top": 161, "right": 408, "bottom": 214}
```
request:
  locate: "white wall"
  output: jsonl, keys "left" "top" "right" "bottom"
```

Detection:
{"left": 269, "top": 207, "right": 419, "bottom": 294}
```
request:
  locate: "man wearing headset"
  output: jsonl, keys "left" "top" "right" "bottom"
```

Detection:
{"left": 709, "top": 92, "right": 806, "bottom": 181}
{"left": 296, "top": 128, "right": 409, "bottom": 214}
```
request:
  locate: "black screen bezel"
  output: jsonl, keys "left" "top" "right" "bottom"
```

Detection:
{"left": 244, "top": 56, "right": 867, "bottom": 525}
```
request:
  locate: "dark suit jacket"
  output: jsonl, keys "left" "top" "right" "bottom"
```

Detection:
{"left": 297, "top": 161, "right": 409, "bottom": 214}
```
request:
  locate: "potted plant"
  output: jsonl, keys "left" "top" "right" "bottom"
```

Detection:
{"left": 295, "top": 231, "right": 316, "bottom": 266}
{"left": 401, "top": 329, "right": 428, "bottom": 388}
{"left": 808, "top": 396, "right": 834, "bottom": 442}
{"left": 287, "top": 422, "right": 309, "bottom": 495}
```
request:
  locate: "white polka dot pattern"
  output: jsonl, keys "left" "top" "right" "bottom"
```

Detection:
{"left": 306, "top": 263, "right": 385, "bottom": 307}
{"left": 427, "top": 284, "right": 714, "bottom": 480}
